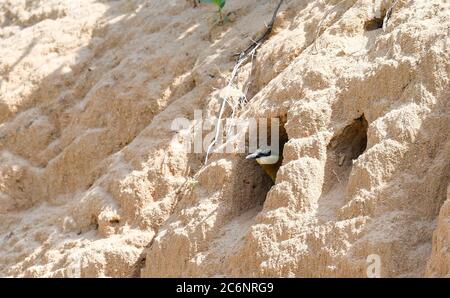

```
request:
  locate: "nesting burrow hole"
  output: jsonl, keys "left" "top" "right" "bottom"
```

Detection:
{"left": 323, "top": 115, "right": 368, "bottom": 193}
{"left": 364, "top": 7, "right": 388, "bottom": 31}
{"left": 364, "top": 17, "right": 384, "bottom": 31}
{"left": 232, "top": 117, "right": 288, "bottom": 211}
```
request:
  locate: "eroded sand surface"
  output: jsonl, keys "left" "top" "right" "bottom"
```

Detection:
{"left": 0, "top": 0, "right": 449, "bottom": 277}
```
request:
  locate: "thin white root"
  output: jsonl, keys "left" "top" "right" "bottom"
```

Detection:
{"left": 204, "top": 44, "right": 260, "bottom": 165}
{"left": 383, "top": 0, "right": 400, "bottom": 31}
{"left": 204, "top": 0, "right": 285, "bottom": 165}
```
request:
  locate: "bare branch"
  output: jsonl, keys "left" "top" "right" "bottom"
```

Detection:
{"left": 233, "top": 0, "right": 285, "bottom": 58}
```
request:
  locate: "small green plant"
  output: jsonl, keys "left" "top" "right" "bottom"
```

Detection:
{"left": 200, "top": 0, "right": 227, "bottom": 23}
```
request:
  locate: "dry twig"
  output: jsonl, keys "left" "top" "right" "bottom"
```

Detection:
{"left": 233, "top": 0, "right": 285, "bottom": 58}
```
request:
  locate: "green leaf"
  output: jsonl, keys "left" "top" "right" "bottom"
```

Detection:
{"left": 216, "top": 0, "right": 226, "bottom": 9}
{"left": 200, "top": 0, "right": 226, "bottom": 10}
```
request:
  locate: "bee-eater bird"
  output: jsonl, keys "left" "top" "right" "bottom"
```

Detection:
{"left": 246, "top": 147, "right": 282, "bottom": 182}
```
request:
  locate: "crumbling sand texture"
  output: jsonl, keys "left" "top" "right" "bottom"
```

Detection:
{"left": 0, "top": 0, "right": 449, "bottom": 277}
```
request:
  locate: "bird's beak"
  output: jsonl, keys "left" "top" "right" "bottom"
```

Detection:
{"left": 245, "top": 152, "right": 259, "bottom": 160}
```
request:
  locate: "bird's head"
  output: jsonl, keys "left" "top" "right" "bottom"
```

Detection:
{"left": 246, "top": 147, "right": 279, "bottom": 165}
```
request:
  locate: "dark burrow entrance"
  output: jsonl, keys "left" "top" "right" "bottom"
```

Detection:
{"left": 231, "top": 117, "right": 289, "bottom": 211}
{"left": 364, "top": 6, "right": 389, "bottom": 31}
{"left": 316, "top": 115, "right": 369, "bottom": 221}
{"left": 364, "top": 17, "right": 384, "bottom": 31}
{"left": 323, "top": 115, "right": 369, "bottom": 194}
{"left": 330, "top": 115, "right": 368, "bottom": 164}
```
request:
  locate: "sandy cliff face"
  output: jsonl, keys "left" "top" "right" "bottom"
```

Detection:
{"left": 0, "top": 0, "right": 449, "bottom": 277}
